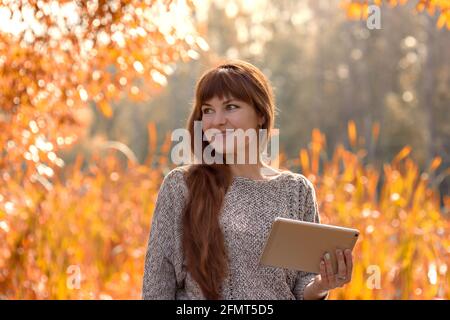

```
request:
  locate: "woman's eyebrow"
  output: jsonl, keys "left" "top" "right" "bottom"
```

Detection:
{"left": 202, "top": 99, "right": 237, "bottom": 106}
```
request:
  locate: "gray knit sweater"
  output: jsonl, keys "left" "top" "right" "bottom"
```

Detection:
{"left": 142, "top": 166, "right": 321, "bottom": 300}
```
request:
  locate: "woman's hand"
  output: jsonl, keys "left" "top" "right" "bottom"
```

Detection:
{"left": 304, "top": 249, "right": 353, "bottom": 300}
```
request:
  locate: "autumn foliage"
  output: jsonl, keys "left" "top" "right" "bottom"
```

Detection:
{"left": 0, "top": 0, "right": 207, "bottom": 180}
{"left": 1, "top": 0, "right": 449, "bottom": 300}
{"left": 0, "top": 0, "right": 206, "bottom": 299}
{"left": 0, "top": 122, "right": 449, "bottom": 299}
{"left": 296, "top": 123, "right": 450, "bottom": 299}
{"left": 342, "top": 0, "right": 450, "bottom": 29}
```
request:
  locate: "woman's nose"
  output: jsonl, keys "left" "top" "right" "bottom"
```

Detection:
{"left": 212, "top": 110, "right": 227, "bottom": 126}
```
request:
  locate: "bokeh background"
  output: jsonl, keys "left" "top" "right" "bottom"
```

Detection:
{"left": 0, "top": 0, "right": 449, "bottom": 299}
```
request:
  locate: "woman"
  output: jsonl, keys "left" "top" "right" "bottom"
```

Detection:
{"left": 142, "top": 60, "right": 353, "bottom": 300}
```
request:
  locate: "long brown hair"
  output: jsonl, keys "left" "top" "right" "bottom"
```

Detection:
{"left": 182, "top": 60, "right": 276, "bottom": 299}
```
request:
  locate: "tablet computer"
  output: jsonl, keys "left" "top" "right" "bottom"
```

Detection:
{"left": 259, "top": 217, "right": 360, "bottom": 274}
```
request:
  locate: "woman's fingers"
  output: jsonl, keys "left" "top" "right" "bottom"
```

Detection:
{"left": 336, "top": 249, "right": 347, "bottom": 285}
{"left": 324, "top": 252, "right": 335, "bottom": 288}
{"left": 319, "top": 259, "right": 328, "bottom": 289}
{"left": 344, "top": 249, "right": 353, "bottom": 280}
{"left": 319, "top": 249, "right": 353, "bottom": 292}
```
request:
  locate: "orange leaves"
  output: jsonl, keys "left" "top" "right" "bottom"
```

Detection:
{"left": 348, "top": 120, "right": 357, "bottom": 148}
{"left": 429, "top": 156, "right": 442, "bottom": 172}
{"left": 0, "top": 149, "right": 164, "bottom": 299}
{"left": 299, "top": 149, "right": 310, "bottom": 174}
{"left": 342, "top": 0, "right": 450, "bottom": 29}
{"left": 304, "top": 128, "right": 326, "bottom": 177}
{"left": 1, "top": 123, "right": 449, "bottom": 299}
{"left": 372, "top": 122, "right": 380, "bottom": 145}
{"left": 341, "top": 1, "right": 370, "bottom": 20}
{"left": 393, "top": 145, "right": 412, "bottom": 163}
{"left": 0, "top": 0, "right": 207, "bottom": 182}
{"left": 416, "top": 0, "right": 450, "bottom": 28}
{"left": 0, "top": 1, "right": 207, "bottom": 297}
{"left": 147, "top": 122, "right": 158, "bottom": 156}
{"left": 437, "top": 9, "right": 450, "bottom": 28}
{"left": 97, "top": 100, "right": 113, "bottom": 118}
{"left": 444, "top": 195, "right": 450, "bottom": 209}
{"left": 145, "top": 121, "right": 158, "bottom": 167}
{"left": 294, "top": 123, "right": 449, "bottom": 299}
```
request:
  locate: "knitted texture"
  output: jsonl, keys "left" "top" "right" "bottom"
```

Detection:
{"left": 142, "top": 165, "right": 321, "bottom": 300}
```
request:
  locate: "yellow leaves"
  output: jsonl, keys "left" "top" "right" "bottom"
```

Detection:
{"left": 347, "top": 120, "right": 357, "bottom": 148}
{"left": 299, "top": 149, "right": 310, "bottom": 173}
{"left": 310, "top": 129, "right": 326, "bottom": 176}
{"left": 146, "top": 121, "right": 158, "bottom": 167}
{"left": 97, "top": 100, "right": 113, "bottom": 118}
{"left": 437, "top": 10, "right": 450, "bottom": 29}
{"left": 444, "top": 195, "right": 450, "bottom": 209}
{"left": 1, "top": 0, "right": 206, "bottom": 184}
{"left": 429, "top": 156, "right": 442, "bottom": 172}
{"left": 372, "top": 122, "right": 380, "bottom": 145}
{"left": 416, "top": 1, "right": 426, "bottom": 12}
{"left": 1, "top": 124, "right": 450, "bottom": 299}
{"left": 147, "top": 121, "right": 158, "bottom": 155}
{"left": 342, "top": 0, "right": 450, "bottom": 29}
{"left": 311, "top": 128, "right": 326, "bottom": 152}
{"left": 341, "top": 1, "right": 368, "bottom": 20}
{"left": 304, "top": 124, "right": 450, "bottom": 299}
{"left": 393, "top": 146, "right": 412, "bottom": 163}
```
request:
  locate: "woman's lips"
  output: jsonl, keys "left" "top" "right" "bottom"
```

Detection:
{"left": 213, "top": 130, "right": 234, "bottom": 139}
{"left": 215, "top": 129, "right": 234, "bottom": 135}
{"left": 215, "top": 132, "right": 232, "bottom": 137}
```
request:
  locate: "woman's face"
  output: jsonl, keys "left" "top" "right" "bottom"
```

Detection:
{"left": 201, "top": 95, "right": 264, "bottom": 160}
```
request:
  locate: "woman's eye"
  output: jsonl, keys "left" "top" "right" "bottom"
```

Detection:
{"left": 202, "top": 108, "right": 213, "bottom": 114}
{"left": 226, "top": 104, "right": 239, "bottom": 110}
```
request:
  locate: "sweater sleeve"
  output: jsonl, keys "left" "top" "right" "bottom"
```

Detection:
{"left": 292, "top": 176, "right": 328, "bottom": 300}
{"left": 142, "top": 170, "right": 181, "bottom": 300}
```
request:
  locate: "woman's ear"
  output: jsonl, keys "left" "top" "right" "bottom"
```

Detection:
{"left": 258, "top": 115, "right": 266, "bottom": 128}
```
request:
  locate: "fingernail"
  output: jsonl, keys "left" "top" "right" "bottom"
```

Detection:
{"left": 337, "top": 249, "right": 342, "bottom": 255}
{"left": 325, "top": 252, "right": 331, "bottom": 260}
